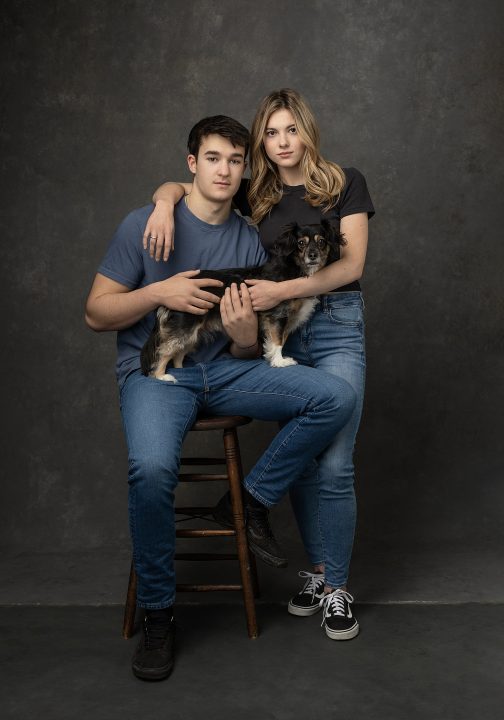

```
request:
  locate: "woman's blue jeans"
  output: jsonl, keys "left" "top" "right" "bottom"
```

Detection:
{"left": 283, "top": 292, "right": 366, "bottom": 589}
{"left": 119, "top": 358, "right": 356, "bottom": 609}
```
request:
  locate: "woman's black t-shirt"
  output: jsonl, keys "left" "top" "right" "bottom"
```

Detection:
{"left": 233, "top": 167, "right": 375, "bottom": 292}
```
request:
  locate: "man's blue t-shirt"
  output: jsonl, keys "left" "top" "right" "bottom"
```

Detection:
{"left": 98, "top": 199, "right": 267, "bottom": 384}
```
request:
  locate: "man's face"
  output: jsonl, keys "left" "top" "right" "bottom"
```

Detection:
{"left": 188, "top": 134, "right": 246, "bottom": 203}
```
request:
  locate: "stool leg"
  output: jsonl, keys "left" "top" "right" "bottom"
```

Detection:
{"left": 232, "top": 427, "right": 260, "bottom": 599}
{"left": 122, "top": 560, "right": 137, "bottom": 639}
{"left": 224, "top": 427, "right": 259, "bottom": 639}
{"left": 250, "top": 553, "right": 261, "bottom": 599}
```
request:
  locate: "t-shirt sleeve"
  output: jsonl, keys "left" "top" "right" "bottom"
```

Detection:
{"left": 97, "top": 210, "right": 145, "bottom": 288}
{"left": 339, "top": 167, "right": 375, "bottom": 220}
{"left": 250, "top": 234, "right": 269, "bottom": 265}
{"left": 233, "top": 178, "right": 252, "bottom": 217}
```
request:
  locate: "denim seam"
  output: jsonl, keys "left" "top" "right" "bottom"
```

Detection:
{"left": 129, "top": 486, "right": 139, "bottom": 590}
{"left": 298, "top": 326, "right": 314, "bottom": 365}
{"left": 216, "top": 387, "right": 318, "bottom": 406}
{"left": 201, "top": 363, "right": 209, "bottom": 402}
{"left": 314, "top": 463, "right": 325, "bottom": 569}
{"left": 182, "top": 394, "right": 199, "bottom": 437}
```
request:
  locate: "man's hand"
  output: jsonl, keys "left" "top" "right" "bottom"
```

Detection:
{"left": 245, "top": 279, "right": 285, "bottom": 311}
{"left": 156, "top": 270, "right": 223, "bottom": 314}
{"left": 220, "top": 283, "right": 259, "bottom": 356}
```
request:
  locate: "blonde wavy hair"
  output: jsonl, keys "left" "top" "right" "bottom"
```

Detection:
{"left": 248, "top": 88, "right": 345, "bottom": 225}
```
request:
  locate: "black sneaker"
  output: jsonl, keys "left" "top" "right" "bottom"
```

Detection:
{"left": 288, "top": 571, "right": 325, "bottom": 616}
{"left": 320, "top": 589, "right": 359, "bottom": 640}
{"left": 132, "top": 608, "right": 175, "bottom": 680}
{"left": 213, "top": 491, "right": 288, "bottom": 569}
{"left": 246, "top": 501, "right": 288, "bottom": 568}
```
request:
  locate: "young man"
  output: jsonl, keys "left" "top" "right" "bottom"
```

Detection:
{"left": 85, "top": 116, "right": 356, "bottom": 681}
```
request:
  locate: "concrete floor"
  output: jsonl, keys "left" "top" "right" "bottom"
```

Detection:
{"left": 2, "top": 545, "right": 503, "bottom": 606}
{"left": 1, "top": 604, "right": 503, "bottom": 720}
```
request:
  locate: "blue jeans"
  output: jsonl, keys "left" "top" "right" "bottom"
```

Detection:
{"left": 119, "top": 358, "right": 356, "bottom": 608}
{"left": 283, "top": 292, "right": 366, "bottom": 589}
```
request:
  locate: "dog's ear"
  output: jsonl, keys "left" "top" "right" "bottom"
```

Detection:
{"left": 321, "top": 218, "right": 346, "bottom": 261}
{"left": 271, "top": 222, "right": 300, "bottom": 256}
{"left": 321, "top": 218, "right": 345, "bottom": 246}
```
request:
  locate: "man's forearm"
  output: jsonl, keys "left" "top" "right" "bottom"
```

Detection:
{"left": 85, "top": 283, "right": 161, "bottom": 332}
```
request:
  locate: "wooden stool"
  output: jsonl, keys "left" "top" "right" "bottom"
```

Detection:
{"left": 122, "top": 415, "right": 260, "bottom": 639}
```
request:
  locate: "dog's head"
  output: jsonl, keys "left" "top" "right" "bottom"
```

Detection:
{"left": 272, "top": 220, "right": 346, "bottom": 276}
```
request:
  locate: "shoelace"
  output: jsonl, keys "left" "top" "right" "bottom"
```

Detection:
{"left": 298, "top": 570, "right": 325, "bottom": 600}
{"left": 144, "top": 614, "right": 173, "bottom": 650}
{"left": 319, "top": 589, "right": 354, "bottom": 626}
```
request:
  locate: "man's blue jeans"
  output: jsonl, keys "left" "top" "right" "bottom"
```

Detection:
{"left": 119, "top": 358, "right": 356, "bottom": 609}
{"left": 284, "top": 292, "right": 366, "bottom": 589}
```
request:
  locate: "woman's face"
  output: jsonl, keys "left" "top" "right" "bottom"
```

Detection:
{"left": 263, "top": 108, "right": 305, "bottom": 174}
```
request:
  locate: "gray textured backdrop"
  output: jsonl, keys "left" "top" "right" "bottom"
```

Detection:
{"left": 1, "top": 0, "right": 503, "bottom": 604}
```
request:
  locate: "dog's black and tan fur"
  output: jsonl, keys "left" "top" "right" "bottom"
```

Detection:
{"left": 141, "top": 220, "right": 345, "bottom": 381}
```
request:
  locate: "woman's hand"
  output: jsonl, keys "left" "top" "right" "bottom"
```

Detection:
{"left": 221, "top": 283, "right": 259, "bottom": 356}
{"left": 245, "top": 279, "right": 286, "bottom": 311}
{"left": 142, "top": 200, "right": 176, "bottom": 262}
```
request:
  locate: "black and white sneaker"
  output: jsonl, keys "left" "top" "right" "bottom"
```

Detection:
{"left": 288, "top": 571, "right": 325, "bottom": 616}
{"left": 320, "top": 589, "right": 359, "bottom": 640}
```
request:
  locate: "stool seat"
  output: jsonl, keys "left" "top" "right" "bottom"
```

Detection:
{"left": 122, "top": 414, "right": 259, "bottom": 640}
{"left": 190, "top": 415, "right": 252, "bottom": 431}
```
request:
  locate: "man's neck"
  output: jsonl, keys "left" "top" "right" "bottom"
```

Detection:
{"left": 185, "top": 188, "right": 232, "bottom": 225}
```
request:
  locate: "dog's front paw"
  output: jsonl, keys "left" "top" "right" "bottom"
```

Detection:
{"left": 159, "top": 373, "right": 178, "bottom": 382}
{"left": 269, "top": 356, "right": 298, "bottom": 368}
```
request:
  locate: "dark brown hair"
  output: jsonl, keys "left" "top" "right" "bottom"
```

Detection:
{"left": 187, "top": 115, "right": 250, "bottom": 158}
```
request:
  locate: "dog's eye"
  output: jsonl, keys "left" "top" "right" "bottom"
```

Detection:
{"left": 316, "top": 238, "right": 327, "bottom": 249}
{"left": 297, "top": 239, "right": 308, "bottom": 250}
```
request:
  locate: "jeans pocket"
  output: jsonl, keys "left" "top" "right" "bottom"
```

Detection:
{"left": 327, "top": 303, "right": 363, "bottom": 327}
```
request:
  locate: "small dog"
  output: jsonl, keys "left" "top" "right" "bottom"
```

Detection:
{"left": 141, "top": 220, "right": 345, "bottom": 381}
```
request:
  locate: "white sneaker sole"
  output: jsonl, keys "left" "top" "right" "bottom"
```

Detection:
{"left": 324, "top": 620, "right": 360, "bottom": 640}
{"left": 288, "top": 600, "right": 323, "bottom": 616}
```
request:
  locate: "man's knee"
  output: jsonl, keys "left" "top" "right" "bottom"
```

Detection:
{"left": 128, "top": 453, "right": 179, "bottom": 496}
{"left": 311, "top": 372, "right": 357, "bottom": 422}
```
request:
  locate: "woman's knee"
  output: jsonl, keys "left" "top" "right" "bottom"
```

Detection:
{"left": 322, "top": 375, "right": 357, "bottom": 422}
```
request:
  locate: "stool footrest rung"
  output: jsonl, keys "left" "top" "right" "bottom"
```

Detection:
{"left": 175, "top": 552, "right": 238, "bottom": 561}
{"left": 176, "top": 584, "right": 242, "bottom": 592}
{"left": 179, "top": 473, "right": 228, "bottom": 482}
{"left": 176, "top": 528, "right": 235, "bottom": 537}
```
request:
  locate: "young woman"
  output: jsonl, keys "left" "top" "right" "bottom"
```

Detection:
{"left": 145, "top": 89, "right": 374, "bottom": 640}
